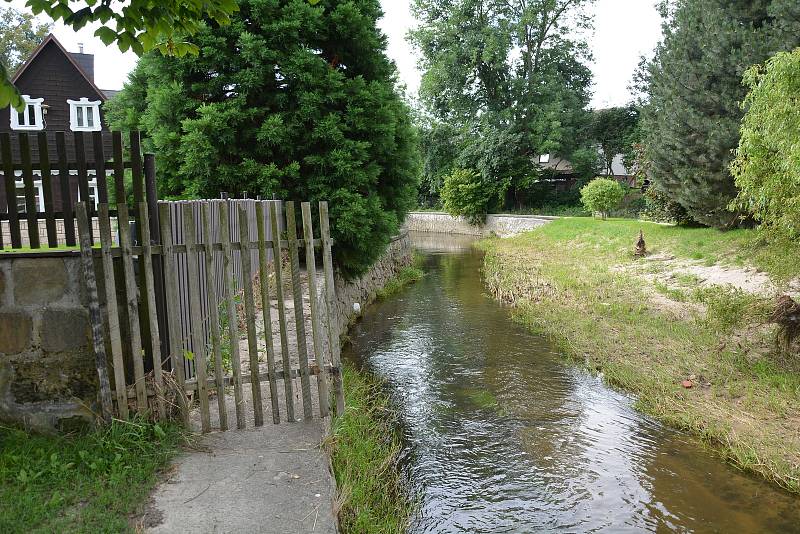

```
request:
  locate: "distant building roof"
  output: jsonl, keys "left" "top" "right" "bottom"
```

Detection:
{"left": 102, "top": 89, "right": 120, "bottom": 99}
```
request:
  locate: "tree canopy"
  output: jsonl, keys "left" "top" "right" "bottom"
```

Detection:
{"left": 639, "top": 0, "right": 800, "bottom": 228}
{"left": 0, "top": 6, "right": 50, "bottom": 73}
{"left": 410, "top": 0, "right": 596, "bottom": 209}
{"left": 731, "top": 49, "right": 800, "bottom": 238}
{"left": 590, "top": 106, "right": 638, "bottom": 176}
{"left": 0, "top": 0, "right": 242, "bottom": 110}
{"left": 106, "top": 0, "right": 419, "bottom": 278}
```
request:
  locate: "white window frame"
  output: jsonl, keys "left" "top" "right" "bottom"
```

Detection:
{"left": 538, "top": 154, "right": 551, "bottom": 164}
{"left": 10, "top": 95, "right": 44, "bottom": 131}
{"left": 13, "top": 177, "right": 45, "bottom": 212}
{"left": 67, "top": 98, "right": 102, "bottom": 132}
{"left": 76, "top": 176, "right": 100, "bottom": 210}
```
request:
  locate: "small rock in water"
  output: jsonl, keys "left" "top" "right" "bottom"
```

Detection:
{"left": 353, "top": 302, "right": 362, "bottom": 314}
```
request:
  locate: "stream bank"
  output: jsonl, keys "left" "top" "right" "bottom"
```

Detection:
{"left": 479, "top": 217, "right": 800, "bottom": 494}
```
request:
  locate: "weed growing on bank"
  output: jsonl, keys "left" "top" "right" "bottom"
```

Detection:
{"left": 326, "top": 365, "right": 412, "bottom": 534}
{"left": 376, "top": 253, "right": 426, "bottom": 301}
{"left": 0, "top": 419, "right": 184, "bottom": 533}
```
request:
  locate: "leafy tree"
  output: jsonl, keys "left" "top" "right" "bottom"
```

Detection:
{"left": 106, "top": 0, "right": 419, "bottom": 278}
{"left": 441, "top": 168, "right": 494, "bottom": 224}
{"left": 0, "top": 6, "right": 50, "bottom": 72}
{"left": 418, "top": 120, "right": 462, "bottom": 207}
{"left": 410, "top": 0, "right": 595, "bottom": 209}
{"left": 1, "top": 0, "right": 241, "bottom": 110}
{"left": 580, "top": 177, "right": 625, "bottom": 219}
{"left": 639, "top": 0, "right": 800, "bottom": 228}
{"left": 590, "top": 105, "right": 638, "bottom": 175}
{"left": 731, "top": 49, "right": 800, "bottom": 238}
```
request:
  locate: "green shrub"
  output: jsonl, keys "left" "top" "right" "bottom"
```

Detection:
{"left": 580, "top": 178, "right": 626, "bottom": 219}
{"left": 731, "top": 49, "right": 800, "bottom": 238}
{"left": 441, "top": 169, "right": 494, "bottom": 225}
{"left": 642, "top": 185, "right": 691, "bottom": 224}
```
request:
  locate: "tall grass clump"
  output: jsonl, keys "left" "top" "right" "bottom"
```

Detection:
{"left": 327, "top": 364, "right": 411, "bottom": 534}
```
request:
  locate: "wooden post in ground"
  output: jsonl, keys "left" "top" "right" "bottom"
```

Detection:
{"left": 301, "top": 202, "right": 329, "bottom": 418}
{"left": 270, "top": 202, "right": 295, "bottom": 422}
{"left": 319, "top": 202, "right": 344, "bottom": 414}
{"left": 256, "top": 202, "right": 281, "bottom": 423}
{"left": 76, "top": 202, "right": 113, "bottom": 423}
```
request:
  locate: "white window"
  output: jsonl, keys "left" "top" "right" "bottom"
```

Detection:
{"left": 538, "top": 154, "right": 551, "bottom": 164}
{"left": 67, "top": 98, "right": 101, "bottom": 132}
{"left": 76, "top": 177, "right": 99, "bottom": 210}
{"left": 10, "top": 96, "right": 44, "bottom": 131}
{"left": 13, "top": 178, "right": 45, "bottom": 213}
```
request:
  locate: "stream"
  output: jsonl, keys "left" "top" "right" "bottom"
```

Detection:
{"left": 342, "top": 232, "right": 800, "bottom": 533}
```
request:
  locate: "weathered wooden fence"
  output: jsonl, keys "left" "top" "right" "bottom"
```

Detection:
{"left": 163, "top": 199, "right": 283, "bottom": 381}
{"left": 76, "top": 197, "right": 343, "bottom": 431}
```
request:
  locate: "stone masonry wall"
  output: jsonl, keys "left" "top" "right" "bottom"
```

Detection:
{"left": 328, "top": 231, "right": 412, "bottom": 336}
{"left": 405, "top": 211, "right": 555, "bottom": 237}
{"left": 0, "top": 254, "right": 97, "bottom": 432}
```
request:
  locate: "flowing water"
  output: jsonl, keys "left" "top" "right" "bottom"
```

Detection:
{"left": 342, "top": 232, "right": 800, "bottom": 534}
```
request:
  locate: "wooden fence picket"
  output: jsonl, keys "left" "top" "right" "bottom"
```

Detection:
{"left": 18, "top": 134, "right": 38, "bottom": 248}
{"left": 270, "top": 201, "right": 295, "bottom": 422}
{"left": 301, "top": 202, "right": 329, "bottom": 418}
{"left": 319, "top": 201, "right": 344, "bottom": 414}
{"left": 238, "top": 204, "right": 265, "bottom": 427}
{"left": 219, "top": 201, "right": 246, "bottom": 429}
{"left": 98, "top": 203, "right": 129, "bottom": 420}
{"left": 182, "top": 205, "right": 211, "bottom": 432}
{"left": 202, "top": 202, "right": 228, "bottom": 431}
{"left": 256, "top": 203, "right": 281, "bottom": 423}
{"left": 138, "top": 200, "right": 166, "bottom": 420}
{"left": 285, "top": 202, "right": 313, "bottom": 421}
{"left": 36, "top": 132, "right": 57, "bottom": 247}
{"left": 159, "top": 203, "right": 190, "bottom": 424}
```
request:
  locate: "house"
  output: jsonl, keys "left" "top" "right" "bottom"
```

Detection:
{"left": 0, "top": 34, "right": 118, "bottom": 215}
{"left": 536, "top": 151, "right": 637, "bottom": 190}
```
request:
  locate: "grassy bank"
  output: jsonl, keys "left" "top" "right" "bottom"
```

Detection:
{"left": 0, "top": 420, "right": 184, "bottom": 533}
{"left": 327, "top": 364, "right": 412, "bottom": 534}
{"left": 479, "top": 218, "right": 800, "bottom": 493}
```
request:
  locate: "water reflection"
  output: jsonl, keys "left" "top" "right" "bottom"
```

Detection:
{"left": 343, "top": 233, "right": 800, "bottom": 533}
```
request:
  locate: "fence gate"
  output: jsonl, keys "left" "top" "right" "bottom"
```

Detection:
{"left": 76, "top": 195, "right": 345, "bottom": 432}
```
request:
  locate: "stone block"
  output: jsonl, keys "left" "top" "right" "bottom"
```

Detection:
{"left": 0, "top": 312, "right": 32, "bottom": 354}
{"left": 40, "top": 309, "right": 90, "bottom": 352}
{"left": 13, "top": 258, "right": 68, "bottom": 306}
{"left": 0, "top": 268, "right": 6, "bottom": 300}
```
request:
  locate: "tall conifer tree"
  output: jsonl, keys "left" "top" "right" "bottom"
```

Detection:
{"left": 107, "top": 0, "right": 419, "bottom": 278}
{"left": 640, "top": 0, "right": 800, "bottom": 227}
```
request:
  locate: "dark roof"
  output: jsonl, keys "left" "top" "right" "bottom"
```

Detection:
{"left": 12, "top": 34, "right": 108, "bottom": 102}
{"left": 102, "top": 89, "right": 120, "bottom": 99}
{"left": 69, "top": 52, "right": 94, "bottom": 81}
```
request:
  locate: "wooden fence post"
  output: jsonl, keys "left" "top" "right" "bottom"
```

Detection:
{"left": 319, "top": 202, "right": 344, "bottom": 414}
{"left": 76, "top": 202, "right": 114, "bottom": 423}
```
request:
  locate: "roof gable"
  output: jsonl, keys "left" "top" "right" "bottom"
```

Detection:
{"left": 12, "top": 34, "right": 107, "bottom": 102}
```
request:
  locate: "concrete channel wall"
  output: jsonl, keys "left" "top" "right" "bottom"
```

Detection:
{"left": 405, "top": 211, "right": 556, "bottom": 237}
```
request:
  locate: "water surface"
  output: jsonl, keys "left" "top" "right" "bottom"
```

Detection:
{"left": 342, "top": 232, "right": 800, "bottom": 533}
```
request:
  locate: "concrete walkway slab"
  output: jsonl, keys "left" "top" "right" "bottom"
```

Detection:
{"left": 143, "top": 420, "right": 336, "bottom": 534}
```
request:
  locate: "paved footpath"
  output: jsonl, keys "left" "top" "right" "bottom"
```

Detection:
{"left": 141, "top": 418, "right": 337, "bottom": 534}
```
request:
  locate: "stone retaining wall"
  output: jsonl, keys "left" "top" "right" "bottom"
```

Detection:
{"left": 329, "top": 231, "right": 412, "bottom": 336}
{"left": 405, "top": 211, "right": 555, "bottom": 237}
{"left": 0, "top": 254, "right": 97, "bottom": 432}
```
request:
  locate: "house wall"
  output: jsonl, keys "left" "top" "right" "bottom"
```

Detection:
{"left": 0, "top": 254, "right": 99, "bottom": 432}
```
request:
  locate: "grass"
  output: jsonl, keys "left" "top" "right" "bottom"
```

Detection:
{"left": 326, "top": 364, "right": 412, "bottom": 534}
{"left": 0, "top": 419, "right": 185, "bottom": 533}
{"left": 478, "top": 217, "right": 800, "bottom": 493}
{"left": 375, "top": 253, "right": 425, "bottom": 301}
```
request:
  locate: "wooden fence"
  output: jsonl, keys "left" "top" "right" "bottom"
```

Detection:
{"left": 163, "top": 199, "right": 283, "bottom": 381}
{"left": 0, "top": 131, "right": 156, "bottom": 250}
{"left": 76, "top": 198, "right": 344, "bottom": 431}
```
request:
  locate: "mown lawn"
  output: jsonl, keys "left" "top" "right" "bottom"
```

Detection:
{"left": 0, "top": 420, "right": 184, "bottom": 533}
{"left": 479, "top": 217, "right": 800, "bottom": 493}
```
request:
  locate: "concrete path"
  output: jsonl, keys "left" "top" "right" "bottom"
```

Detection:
{"left": 140, "top": 270, "right": 339, "bottom": 533}
{"left": 142, "top": 421, "right": 337, "bottom": 534}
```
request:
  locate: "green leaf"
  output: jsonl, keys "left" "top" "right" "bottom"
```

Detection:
{"left": 94, "top": 27, "right": 117, "bottom": 46}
